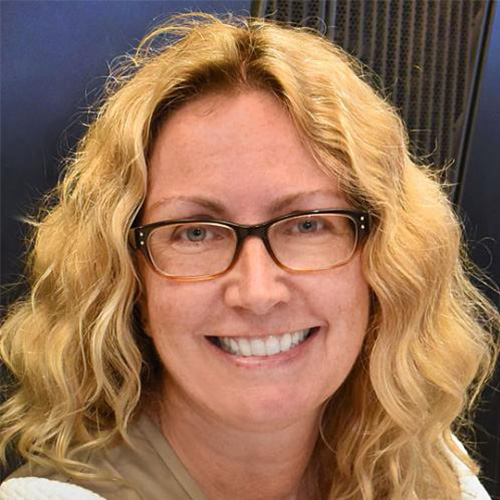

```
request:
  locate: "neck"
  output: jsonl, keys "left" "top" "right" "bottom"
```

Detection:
{"left": 155, "top": 382, "right": 321, "bottom": 500}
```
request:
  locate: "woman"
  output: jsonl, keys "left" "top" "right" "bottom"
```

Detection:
{"left": 1, "top": 13, "right": 498, "bottom": 500}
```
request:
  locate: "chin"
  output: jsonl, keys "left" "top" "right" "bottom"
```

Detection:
{"left": 218, "top": 390, "right": 323, "bottom": 431}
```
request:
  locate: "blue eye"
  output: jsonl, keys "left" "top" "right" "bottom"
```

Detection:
{"left": 296, "top": 220, "right": 321, "bottom": 233}
{"left": 184, "top": 226, "right": 207, "bottom": 242}
{"left": 172, "top": 224, "right": 227, "bottom": 245}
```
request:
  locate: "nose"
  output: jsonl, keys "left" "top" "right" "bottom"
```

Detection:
{"left": 223, "top": 236, "right": 291, "bottom": 315}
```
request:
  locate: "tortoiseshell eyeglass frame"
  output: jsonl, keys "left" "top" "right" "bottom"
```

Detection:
{"left": 130, "top": 209, "right": 371, "bottom": 281}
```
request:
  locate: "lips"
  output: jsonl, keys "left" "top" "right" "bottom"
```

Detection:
{"left": 207, "top": 327, "right": 319, "bottom": 357}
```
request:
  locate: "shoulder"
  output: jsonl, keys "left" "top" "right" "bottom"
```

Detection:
{"left": 0, "top": 461, "right": 142, "bottom": 500}
{"left": 0, "top": 414, "right": 198, "bottom": 500}
{"left": 1, "top": 448, "right": 143, "bottom": 500}
{"left": 0, "top": 477, "right": 106, "bottom": 500}
{"left": 446, "top": 436, "right": 492, "bottom": 500}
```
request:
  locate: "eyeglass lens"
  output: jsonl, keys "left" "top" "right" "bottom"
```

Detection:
{"left": 147, "top": 214, "right": 358, "bottom": 278}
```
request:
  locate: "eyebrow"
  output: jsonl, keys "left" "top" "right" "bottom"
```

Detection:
{"left": 147, "top": 189, "right": 344, "bottom": 219}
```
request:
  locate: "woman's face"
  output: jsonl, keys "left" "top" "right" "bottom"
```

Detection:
{"left": 140, "top": 90, "right": 370, "bottom": 430}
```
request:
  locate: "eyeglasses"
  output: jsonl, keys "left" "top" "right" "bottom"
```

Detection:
{"left": 130, "top": 209, "right": 370, "bottom": 281}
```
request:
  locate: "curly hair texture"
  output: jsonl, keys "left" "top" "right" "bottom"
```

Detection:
{"left": 1, "top": 13, "right": 499, "bottom": 500}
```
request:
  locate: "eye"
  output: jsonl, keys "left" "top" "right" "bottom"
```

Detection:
{"left": 274, "top": 215, "right": 351, "bottom": 240}
{"left": 174, "top": 225, "right": 217, "bottom": 243}
{"left": 183, "top": 226, "right": 208, "bottom": 242}
{"left": 171, "top": 223, "right": 229, "bottom": 245}
{"left": 295, "top": 219, "right": 323, "bottom": 233}
{"left": 286, "top": 217, "right": 326, "bottom": 235}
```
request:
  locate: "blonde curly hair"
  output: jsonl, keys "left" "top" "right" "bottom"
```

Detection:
{"left": 1, "top": 13, "right": 498, "bottom": 500}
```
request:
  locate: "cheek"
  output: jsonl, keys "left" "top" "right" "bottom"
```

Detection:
{"left": 317, "top": 263, "right": 370, "bottom": 328}
{"left": 342, "top": 278, "right": 370, "bottom": 332}
{"left": 337, "top": 277, "right": 370, "bottom": 352}
{"left": 141, "top": 275, "right": 216, "bottom": 344}
{"left": 145, "top": 292, "right": 187, "bottom": 338}
{"left": 315, "top": 266, "right": 370, "bottom": 372}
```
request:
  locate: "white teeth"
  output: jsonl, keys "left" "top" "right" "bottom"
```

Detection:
{"left": 280, "top": 333, "right": 292, "bottom": 351}
{"left": 265, "top": 336, "right": 281, "bottom": 355}
{"left": 229, "top": 338, "right": 239, "bottom": 354}
{"left": 250, "top": 338, "right": 266, "bottom": 356}
{"left": 239, "top": 338, "right": 251, "bottom": 357}
{"left": 214, "top": 328, "right": 313, "bottom": 357}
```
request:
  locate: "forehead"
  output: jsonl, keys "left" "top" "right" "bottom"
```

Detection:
{"left": 144, "top": 90, "right": 344, "bottom": 222}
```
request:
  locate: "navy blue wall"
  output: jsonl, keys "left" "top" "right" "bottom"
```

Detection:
{"left": 1, "top": 0, "right": 251, "bottom": 299}
{"left": 461, "top": 2, "right": 500, "bottom": 297}
{"left": 459, "top": 4, "right": 500, "bottom": 498}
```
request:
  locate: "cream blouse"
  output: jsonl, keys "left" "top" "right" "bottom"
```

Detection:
{"left": 4, "top": 415, "right": 207, "bottom": 500}
{"left": 2, "top": 414, "right": 492, "bottom": 500}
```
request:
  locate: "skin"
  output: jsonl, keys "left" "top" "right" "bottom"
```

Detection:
{"left": 139, "top": 90, "right": 370, "bottom": 500}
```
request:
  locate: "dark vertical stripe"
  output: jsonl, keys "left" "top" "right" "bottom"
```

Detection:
{"left": 433, "top": 0, "right": 452, "bottom": 166}
{"left": 357, "top": 0, "right": 365, "bottom": 59}
{"left": 379, "top": 0, "right": 390, "bottom": 81}
{"left": 368, "top": 0, "right": 378, "bottom": 64}
{"left": 402, "top": 0, "right": 417, "bottom": 121}
{"left": 413, "top": 1, "right": 429, "bottom": 153}
{"left": 422, "top": 0, "right": 440, "bottom": 156}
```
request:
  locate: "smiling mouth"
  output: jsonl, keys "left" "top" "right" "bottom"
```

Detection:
{"left": 207, "top": 327, "right": 319, "bottom": 357}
